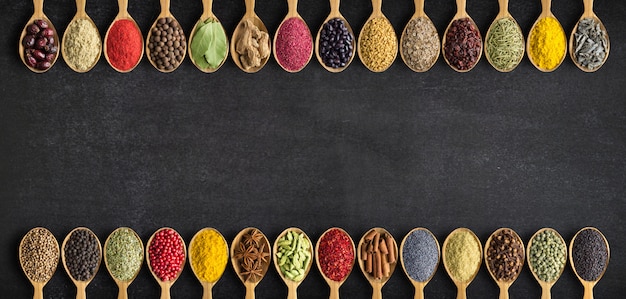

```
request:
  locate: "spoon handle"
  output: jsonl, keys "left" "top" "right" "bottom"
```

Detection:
{"left": 413, "top": 285, "right": 424, "bottom": 299}
{"left": 202, "top": 282, "right": 213, "bottom": 299}
{"left": 499, "top": 284, "right": 510, "bottom": 299}
{"left": 456, "top": 284, "right": 467, "bottom": 299}
{"left": 414, "top": 0, "right": 424, "bottom": 15}
{"left": 583, "top": 0, "right": 594, "bottom": 17}
{"left": 287, "top": 284, "right": 298, "bottom": 299}
{"left": 329, "top": 0, "right": 340, "bottom": 15}
{"left": 160, "top": 0, "right": 170, "bottom": 16}
{"left": 75, "top": 0, "right": 86, "bottom": 16}
{"left": 33, "top": 0, "right": 44, "bottom": 18}
{"left": 287, "top": 0, "right": 298, "bottom": 17}
{"left": 245, "top": 0, "right": 256, "bottom": 18}
{"left": 245, "top": 283, "right": 256, "bottom": 299}
{"left": 117, "top": 0, "right": 129, "bottom": 17}
{"left": 329, "top": 284, "right": 340, "bottom": 299}
{"left": 583, "top": 283, "right": 594, "bottom": 299}
{"left": 117, "top": 282, "right": 128, "bottom": 299}
{"left": 372, "top": 284, "right": 382, "bottom": 299}
{"left": 33, "top": 284, "right": 43, "bottom": 299}
{"left": 456, "top": 0, "right": 466, "bottom": 15}
{"left": 541, "top": 0, "right": 552, "bottom": 14}
{"left": 160, "top": 283, "right": 171, "bottom": 299}
{"left": 540, "top": 283, "right": 552, "bottom": 299}
{"left": 77, "top": 285, "right": 87, "bottom": 299}
{"left": 498, "top": 0, "right": 509, "bottom": 16}
{"left": 371, "top": 0, "right": 382, "bottom": 15}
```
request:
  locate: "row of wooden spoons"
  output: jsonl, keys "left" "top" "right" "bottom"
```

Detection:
{"left": 20, "top": 226, "right": 609, "bottom": 299}
{"left": 19, "top": 0, "right": 609, "bottom": 74}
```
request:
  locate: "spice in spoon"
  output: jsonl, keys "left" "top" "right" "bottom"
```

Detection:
{"left": 148, "top": 17, "right": 187, "bottom": 71}
{"left": 318, "top": 18, "right": 354, "bottom": 69}
{"left": 444, "top": 229, "right": 481, "bottom": 283}
{"left": 63, "top": 19, "right": 101, "bottom": 71}
{"left": 106, "top": 19, "right": 143, "bottom": 71}
{"left": 317, "top": 228, "right": 354, "bottom": 281}
{"left": 20, "top": 227, "right": 59, "bottom": 283}
{"left": 64, "top": 228, "right": 101, "bottom": 281}
{"left": 528, "top": 17, "right": 566, "bottom": 71}
{"left": 275, "top": 17, "right": 313, "bottom": 72}
{"left": 276, "top": 230, "right": 311, "bottom": 281}
{"left": 571, "top": 228, "right": 609, "bottom": 281}
{"left": 485, "top": 18, "right": 524, "bottom": 72}
{"left": 401, "top": 17, "right": 439, "bottom": 72}
{"left": 22, "top": 19, "right": 58, "bottom": 71}
{"left": 148, "top": 228, "right": 185, "bottom": 281}
{"left": 485, "top": 229, "right": 524, "bottom": 281}
{"left": 443, "top": 18, "right": 482, "bottom": 71}
{"left": 189, "top": 228, "right": 228, "bottom": 282}
{"left": 572, "top": 18, "right": 608, "bottom": 71}
{"left": 528, "top": 230, "right": 566, "bottom": 282}
{"left": 190, "top": 18, "right": 228, "bottom": 70}
{"left": 359, "top": 17, "right": 397, "bottom": 72}
{"left": 105, "top": 228, "right": 143, "bottom": 282}
{"left": 401, "top": 229, "right": 439, "bottom": 282}
{"left": 233, "top": 229, "right": 271, "bottom": 282}
{"left": 360, "top": 230, "right": 396, "bottom": 280}
{"left": 234, "top": 20, "right": 271, "bottom": 71}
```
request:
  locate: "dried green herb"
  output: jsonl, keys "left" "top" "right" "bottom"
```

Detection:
{"left": 191, "top": 18, "right": 228, "bottom": 69}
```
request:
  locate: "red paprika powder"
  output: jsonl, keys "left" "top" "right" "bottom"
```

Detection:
{"left": 317, "top": 228, "right": 355, "bottom": 281}
{"left": 106, "top": 19, "right": 143, "bottom": 71}
{"left": 148, "top": 228, "right": 185, "bottom": 281}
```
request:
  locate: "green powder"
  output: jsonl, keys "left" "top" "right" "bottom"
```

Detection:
{"left": 190, "top": 18, "right": 228, "bottom": 70}
{"left": 529, "top": 230, "right": 566, "bottom": 282}
{"left": 105, "top": 228, "right": 144, "bottom": 281}
{"left": 63, "top": 18, "right": 101, "bottom": 71}
{"left": 485, "top": 17, "right": 524, "bottom": 72}
{"left": 444, "top": 229, "right": 481, "bottom": 282}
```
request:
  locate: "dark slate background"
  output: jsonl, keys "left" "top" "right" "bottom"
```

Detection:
{"left": 1, "top": 0, "right": 624, "bottom": 298}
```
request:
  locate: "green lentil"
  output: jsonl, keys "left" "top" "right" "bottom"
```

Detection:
{"left": 105, "top": 228, "right": 144, "bottom": 281}
{"left": 275, "top": 230, "right": 312, "bottom": 282}
{"left": 358, "top": 17, "right": 397, "bottom": 72}
{"left": 485, "top": 17, "right": 524, "bottom": 72}
{"left": 528, "top": 229, "right": 566, "bottom": 282}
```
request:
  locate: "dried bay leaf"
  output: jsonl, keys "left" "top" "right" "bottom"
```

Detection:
{"left": 191, "top": 19, "right": 228, "bottom": 69}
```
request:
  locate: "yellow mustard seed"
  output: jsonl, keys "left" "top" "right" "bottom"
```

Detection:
{"left": 359, "top": 17, "right": 397, "bottom": 72}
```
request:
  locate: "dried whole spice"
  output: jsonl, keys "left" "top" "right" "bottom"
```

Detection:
{"left": 359, "top": 229, "right": 397, "bottom": 280}
{"left": 234, "top": 19, "right": 271, "bottom": 71}
{"left": 63, "top": 228, "right": 102, "bottom": 281}
{"left": 401, "top": 17, "right": 440, "bottom": 72}
{"left": 20, "top": 227, "right": 60, "bottom": 283}
{"left": 275, "top": 230, "right": 312, "bottom": 282}
{"left": 571, "top": 228, "right": 609, "bottom": 281}
{"left": 233, "top": 228, "right": 270, "bottom": 282}
{"left": 148, "top": 228, "right": 186, "bottom": 282}
{"left": 317, "top": 228, "right": 354, "bottom": 281}
{"left": 443, "top": 18, "right": 482, "bottom": 71}
{"left": 485, "top": 17, "right": 524, "bottom": 72}
{"left": 401, "top": 228, "right": 439, "bottom": 282}
{"left": 572, "top": 18, "right": 609, "bottom": 71}
{"left": 358, "top": 17, "right": 397, "bottom": 72}
{"left": 485, "top": 229, "right": 524, "bottom": 282}
{"left": 528, "top": 229, "right": 566, "bottom": 282}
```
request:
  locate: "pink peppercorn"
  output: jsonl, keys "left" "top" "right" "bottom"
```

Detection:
{"left": 148, "top": 228, "right": 185, "bottom": 281}
{"left": 275, "top": 17, "right": 313, "bottom": 72}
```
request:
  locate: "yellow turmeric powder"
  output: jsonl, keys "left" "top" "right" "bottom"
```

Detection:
{"left": 528, "top": 17, "right": 566, "bottom": 71}
{"left": 189, "top": 228, "right": 228, "bottom": 282}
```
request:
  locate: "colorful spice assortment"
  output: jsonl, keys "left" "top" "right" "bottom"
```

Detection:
{"left": 63, "top": 228, "right": 101, "bottom": 281}
{"left": 317, "top": 228, "right": 354, "bottom": 281}
{"left": 528, "top": 17, "right": 566, "bottom": 71}
{"left": 360, "top": 229, "right": 397, "bottom": 280}
{"left": 233, "top": 228, "right": 271, "bottom": 282}
{"left": 485, "top": 18, "right": 524, "bottom": 72}
{"left": 189, "top": 228, "right": 229, "bottom": 282}
{"left": 485, "top": 228, "right": 524, "bottom": 281}
{"left": 148, "top": 228, "right": 186, "bottom": 281}
{"left": 571, "top": 228, "right": 609, "bottom": 281}
{"left": 190, "top": 18, "right": 228, "bottom": 70}
{"left": 528, "top": 229, "right": 566, "bottom": 282}
{"left": 572, "top": 18, "right": 608, "bottom": 71}
{"left": 19, "top": 228, "right": 59, "bottom": 283}
{"left": 358, "top": 17, "right": 397, "bottom": 72}
{"left": 443, "top": 18, "right": 482, "bottom": 71}
{"left": 275, "top": 230, "right": 312, "bottom": 281}
{"left": 234, "top": 20, "right": 271, "bottom": 71}
{"left": 104, "top": 228, "right": 143, "bottom": 282}
{"left": 148, "top": 17, "right": 187, "bottom": 71}
{"left": 401, "top": 228, "right": 439, "bottom": 282}
{"left": 106, "top": 19, "right": 143, "bottom": 71}
{"left": 401, "top": 17, "right": 440, "bottom": 72}
{"left": 22, "top": 19, "right": 58, "bottom": 71}
{"left": 275, "top": 18, "right": 313, "bottom": 72}
{"left": 443, "top": 228, "right": 481, "bottom": 283}
{"left": 318, "top": 18, "right": 354, "bottom": 69}
{"left": 62, "top": 19, "right": 100, "bottom": 71}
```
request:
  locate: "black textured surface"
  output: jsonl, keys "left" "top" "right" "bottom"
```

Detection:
{"left": 1, "top": 0, "right": 625, "bottom": 298}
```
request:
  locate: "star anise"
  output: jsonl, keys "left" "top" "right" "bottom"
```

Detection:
{"left": 243, "top": 229, "right": 264, "bottom": 247}
{"left": 234, "top": 242, "right": 252, "bottom": 260}
{"left": 256, "top": 243, "right": 270, "bottom": 264}
{"left": 241, "top": 260, "right": 264, "bottom": 282}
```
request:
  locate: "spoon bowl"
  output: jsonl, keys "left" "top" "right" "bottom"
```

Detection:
{"left": 273, "top": 0, "right": 313, "bottom": 73}
{"left": 315, "top": 227, "right": 356, "bottom": 299}
{"left": 145, "top": 0, "right": 186, "bottom": 72}
{"left": 399, "top": 228, "right": 440, "bottom": 299}
{"left": 484, "top": 0, "right": 524, "bottom": 72}
{"left": 61, "top": 227, "right": 102, "bottom": 299}
{"left": 569, "top": 0, "right": 609, "bottom": 72}
{"left": 230, "top": 0, "right": 271, "bottom": 73}
{"left": 103, "top": 227, "right": 144, "bottom": 299}
{"left": 357, "top": 228, "right": 398, "bottom": 299}
{"left": 526, "top": 228, "right": 567, "bottom": 299}
{"left": 315, "top": 0, "right": 356, "bottom": 73}
{"left": 399, "top": 0, "right": 440, "bottom": 72}
{"left": 103, "top": 0, "right": 144, "bottom": 73}
{"left": 146, "top": 228, "right": 186, "bottom": 299}
{"left": 230, "top": 227, "right": 271, "bottom": 299}
{"left": 441, "top": 0, "right": 482, "bottom": 72}
{"left": 441, "top": 228, "right": 482, "bottom": 299}
{"left": 18, "top": 0, "right": 60, "bottom": 73}
{"left": 357, "top": 0, "right": 397, "bottom": 73}
{"left": 188, "top": 0, "right": 229, "bottom": 73}
{"left": 19, "top": 227, "right": 60, "bottom": 299}
{"left": 569, "top": 227, "right": 610, "bottom": 299}
{"left": 61, "top": 0, "right": 101, "bottom": 73}
{"left": 272, "top": 227, "right": 314, "bottom": 299}
{"left": 527, "top": 0, "right": 566, "bottom": 72}
{"left": 484, "top": 228, "right": 525, "bottom": 299}
{"left": 188, "top": 228, "right": 229, "bottom": 299}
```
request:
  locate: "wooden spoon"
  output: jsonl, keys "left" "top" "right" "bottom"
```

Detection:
{"left": 18, "top": 0, "right": 59, "bottom": 73}
{"left": 526, "top": 0, "right": 566, "bottom": 72}
{"left": 188, "top": 228, "right": 229, "bottom": 299}
{"left": 441, "top": 228, "right": 482, "bottom": 299}
{"left": 103, "top": 227, "right": 144, "bottom": 299}
{"left": 315, "top": 0, "right": 356, "bottom": 73}
{"left": 61, "top": 0, "right": 102, "bottom": 72}
{"left": 188, "top": 0, "right": 229, "bottom": 73}
{"left": 272, "top": 227, "right": 314, "bottom": 299}
{"left": 399, "top": 228, "right": 440, "bottom": 299}
{"left": 146, "top": 228, "right": 187, "bottom": 299}
{"left": 399, "top": 0, "right": 440, "bottom": 72}
{"left": 273, "top": 0, "right": 313, "bottom": 73}
{"left": 526, "top": 228, "right": 567, "bottom": 299}
{"left": 569, "top": 227, "right": 610, "bottom": 299}
{"left": 230, "top": 227, "right": 271, "bottom": 299}
{"left": 230, "top": 0, "right": 271, "bottom": 73}
{"left": 569, "top": 0, "right": 610, "bottom": 72}
{"left": 484, "top": 0, "right": 524, "bottom": 72}
{"left": 61, "top": 227, "right": 102, "bottom": 299}
{"left": 484, "top": 228, "right": 524, "bottom": 299}
{"left": 357, "top": 0, "right": 397, "bottom": 73}
{"left": 357, "top": 228, "right": 398, "bottom": 299}
{"left": 315, "top": 227, "right": 356, "bottom": 299}
{"left": 103, "top": 0, "right": 144, "bottom": 73}
{"left": 441, "top": 0, "right": 482, "bottom": 72}
{"left": 19, "top": 227, "right": 60, "bottom": 299}
{"left": 145, "top": 0, "right": 186, "bottom": 72}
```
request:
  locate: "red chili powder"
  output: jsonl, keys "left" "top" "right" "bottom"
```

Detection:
{"left": 318, "top": 228, "right": 354, "bottom": 281}
{"left": 148, "top": 228, "right": 185, "bottom": 281}
{"left": 275, "top": 17, "right": 312, "bottom": 71}
{"left": 106, "top": 19, "right": 143, "bottom": 71}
